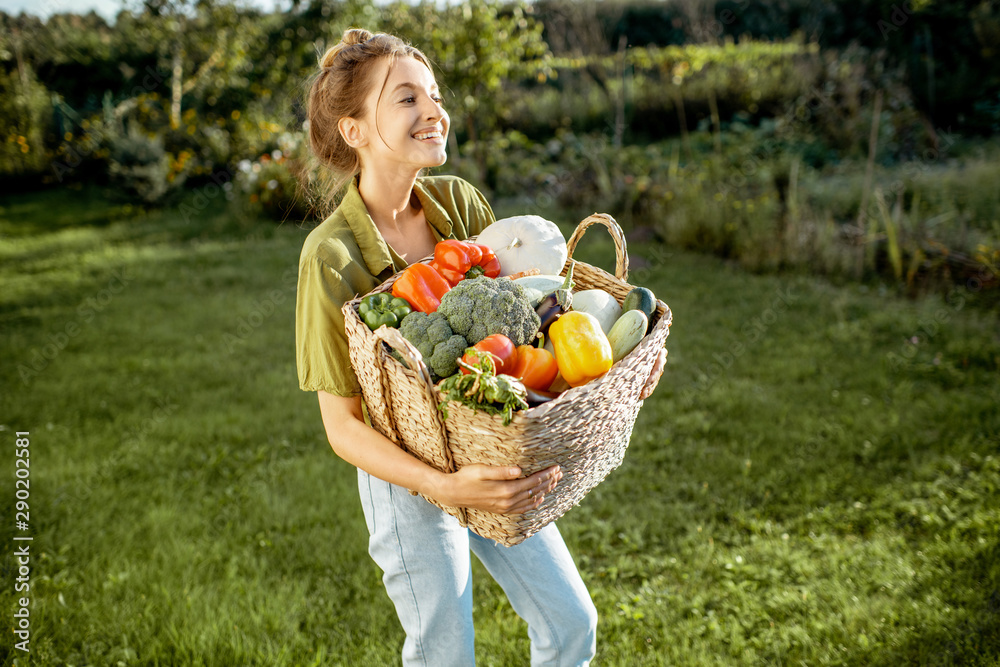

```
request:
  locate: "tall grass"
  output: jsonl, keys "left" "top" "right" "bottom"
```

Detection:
{"left": 1, "top": 186, "right": 999, "bottom": 665}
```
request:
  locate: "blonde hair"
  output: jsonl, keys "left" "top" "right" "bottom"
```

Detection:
{"left": 306, "top": 28, "right": 433, "bottom": 214}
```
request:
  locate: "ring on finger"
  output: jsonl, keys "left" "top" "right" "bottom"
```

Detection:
{"left": 528, "top": 487, "right": 534, "bottom": 498}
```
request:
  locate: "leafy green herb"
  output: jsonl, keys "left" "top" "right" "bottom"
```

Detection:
{"left": 437, "top": 350, "right": 528, "bottom": 426}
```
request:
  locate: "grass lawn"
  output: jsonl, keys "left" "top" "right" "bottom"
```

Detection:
{"left": 1, "top": 184, "right": 998, "bottom": 666}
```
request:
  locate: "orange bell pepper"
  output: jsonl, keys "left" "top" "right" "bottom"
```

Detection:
{"left": 430, "top": 240, "right": 502, "bottom": 285}
{"left": 510, "top": 342, "right": 558, "bottom": 391}
{"left": 391, "top": 262, "right": 451, "bottom": 313}
{"left": 548, "top": 311, "right": 613, "bottom": 387}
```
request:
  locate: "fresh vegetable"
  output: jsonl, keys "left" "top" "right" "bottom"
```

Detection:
{"left": 607, "top": 309, "right": 648, "bottom": 362}
{"left": 460, "top": 333, "right": 516, "bottom": 376}
{"left": 548, "top": 373, "right": 570, "bottom": 394}
{"left": 430, "top": 239, "right": 501, "bottom": 285}
{"left": 548, "top": 311, "right": 614, "bottom": 387}
{"left": 506, "top": 268, "right": 541, "bottom": 280}
{"left": 358, "top": 293, "right": 412, "bottom": 330}
{"left": 391, "top": 262, "right": 452, "bottom": 313}
{"left": 534, "top": 263, "right": 575, "bottom": 335}
{"left": 509, "top": 336, "right": 559, "bottom": 392}
{"left": 622, "top": 286, "right": 657, "bottom": 331}
{"left": 397, "top": 311, "right": 469, "bottom": 380}
{"left": 438, "top": 350, "right": 528, "bottom": 426}
{"left": 524, "top": 387, "right": 560, "bottom": 405}
{"left": 437, "top": 276, "right": 541, "bottom": 348}
{"left": 513, "top": 274, "right": 572, "bottom": 308}
{"left": 475, "top": 215, "right": 568, "bottom": 277}
{"left": 570, "top": 289, "right": 622, "bottom": 334}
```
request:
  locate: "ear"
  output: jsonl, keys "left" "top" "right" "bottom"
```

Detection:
{"left": 338, "top": 116, "right": 367, "bottom": 149}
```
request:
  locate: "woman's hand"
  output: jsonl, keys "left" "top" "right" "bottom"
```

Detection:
{"left": 639, "top": 347, "right": 667, "bottom": 400}
{"left": 430, "top": 464, "right": 563, "bottom": 515}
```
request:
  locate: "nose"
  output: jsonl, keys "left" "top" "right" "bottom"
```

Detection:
{"left": 422, "top": 95, "right": 445, "bottom": 121}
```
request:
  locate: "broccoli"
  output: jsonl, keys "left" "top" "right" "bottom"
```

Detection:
{"left": 437, "top": 276, "right": 541, "bottom": 348}
{"left": 397, "top": 311, "right": 469, "bottom": 379}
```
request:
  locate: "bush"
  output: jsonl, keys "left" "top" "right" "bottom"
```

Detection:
{"left": 232, "top": 132, "right": 314, "bottom": 221}
{"left": 482, "top": 125, "right": 999, "bottom": 298}
{"left": 0, "top": 64, "right": 53, "bottom": 185}
{"left": 106, "top": 129, "right": 183, "bottom": 204}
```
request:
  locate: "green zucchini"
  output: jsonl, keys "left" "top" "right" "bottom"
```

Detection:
{"left": 607, "top": 309, "right": 648, "bottom": 362}
{"left": 623, "top": 287, "right": 656, "bottom": 319}
{"left": 623, "top": 286, "right": 657, "bottom": 332}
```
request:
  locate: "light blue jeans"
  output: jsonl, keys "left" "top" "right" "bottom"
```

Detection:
{"left": 358, "top": 469, "right": 598, "bottom": 666}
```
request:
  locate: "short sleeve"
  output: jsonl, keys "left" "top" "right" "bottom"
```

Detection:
{"left": 295, "top": 253, "right": 362, "bottom": 396}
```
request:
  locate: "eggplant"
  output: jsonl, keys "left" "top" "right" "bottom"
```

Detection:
{"left": 534, "top": 263, "right": 574, "bottom": 335}
{"left": 525, "top": 387, "right": 561, "bottom": 405}
{"left": 536, "top": 292, "right": 569, "bottom": 333}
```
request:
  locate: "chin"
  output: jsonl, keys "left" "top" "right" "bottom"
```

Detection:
{"left": 427, "top": 151, "right": 448, "bottom": 168}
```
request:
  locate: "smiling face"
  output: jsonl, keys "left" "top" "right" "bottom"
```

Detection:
{"left": 343, "top": 55, "right": 450, "bottom": 176}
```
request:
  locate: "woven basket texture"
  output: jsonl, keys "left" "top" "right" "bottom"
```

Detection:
{"left": 342, "top": 213, "right": 672, "bottom": 546}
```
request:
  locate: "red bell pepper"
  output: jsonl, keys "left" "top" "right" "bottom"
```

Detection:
{"left": 431, "top": 240, "right": 502, "bottom": 286}
{"left": 391, "top": 262, "right": 451, "bottom": 313}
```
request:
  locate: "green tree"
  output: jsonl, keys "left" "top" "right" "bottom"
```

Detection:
{"left": 123, "top": 0, "right": 259, "bottom": 130}
{"left": 381, "top": 0, "right": 551, "bottom": 188}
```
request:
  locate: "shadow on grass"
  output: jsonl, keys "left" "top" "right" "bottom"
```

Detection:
{"left": 0, "top": 184, "right": 308, "bottom": 314}
{"left": 873, "top": 538, "right": 1000, "bottom": 666}
{"left": 0, "top": 185, "right": 312, "bottom": 400}
{"left": 0, "top": 184, "right": 145, "bottom": 237}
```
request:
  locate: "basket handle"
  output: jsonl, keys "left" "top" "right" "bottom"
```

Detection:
{"left": 565, "top": 213, "right": 629, "bottom": 282}
{"left": 370, "top": 326, "right": 460, "bottom": 477}
{"left": 371, "top": 326, "right": 470, "bottom": 525}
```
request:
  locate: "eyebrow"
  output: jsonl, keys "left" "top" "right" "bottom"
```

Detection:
{"left": 391, "top": 82, "right": 439, "bottom": 94}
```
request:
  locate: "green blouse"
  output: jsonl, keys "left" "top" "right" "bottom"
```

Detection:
{"left": 295, "top": 175, "right": 496, "bottom": 396}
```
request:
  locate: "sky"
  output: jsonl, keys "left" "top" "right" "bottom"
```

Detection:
{"left": 0, "top": 0, "right": 293, "bottom": 21}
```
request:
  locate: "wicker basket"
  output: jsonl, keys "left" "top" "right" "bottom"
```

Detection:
{"left": 342, "top": 213, "right": 672, "bottom": 546}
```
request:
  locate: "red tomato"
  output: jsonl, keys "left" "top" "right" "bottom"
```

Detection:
{"left": 460, "top": 334, "right": 516, "bottom": 375}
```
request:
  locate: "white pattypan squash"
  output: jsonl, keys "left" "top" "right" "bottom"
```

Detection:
{"left": 475, "top": 215, "right": 568, "bottom": 277}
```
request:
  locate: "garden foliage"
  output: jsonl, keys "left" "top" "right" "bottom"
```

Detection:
{"left": 0, "top": 0, "right": 997, "bottom": 296}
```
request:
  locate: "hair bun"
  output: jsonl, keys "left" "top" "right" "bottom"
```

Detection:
{"left": 342, "top": 28, "right": 373, "bottom": 46}
{"left": 319, "top": 28, "right": 374, "bottom": 69}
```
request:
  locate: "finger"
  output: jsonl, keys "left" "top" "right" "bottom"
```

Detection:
{"left": 506, "top": 489, "right": 547, "bottom": 515}
{"left": 505, "top": 469, "right": 562, "bottom": 512}
{"left": 525, "top": 470, "right": 562, "bottom": 499}
{"left": 512, "top": 468, "right": 560, "bottom": 497}
{"left": 640, "top": 355, "right": 666, "bottom": 399}
{"left": 473, "top": 465, "right": 523, "bottom": 481}
{"left": 640, "top": 380, "right": 657, "bottom": 400}
{"left": 525, "top": 465, "right": 561, "bottom": 484}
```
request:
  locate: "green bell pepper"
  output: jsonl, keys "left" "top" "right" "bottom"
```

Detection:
{"left": 358, "top": 293, "right": 412, "bottom": 330}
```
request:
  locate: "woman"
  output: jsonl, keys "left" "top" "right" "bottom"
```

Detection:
{"left": 295, "top": 28, "right": 665, "bottom": 666}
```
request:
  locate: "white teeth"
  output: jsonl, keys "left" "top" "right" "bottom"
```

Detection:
{"left": 414, "top": 131, "right": 442, "bottom": 140}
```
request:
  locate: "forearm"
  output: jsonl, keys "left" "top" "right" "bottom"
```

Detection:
{"left": 316, "top": 391, "right": 560, "bottom": 513}
{"left": 328, "top": 414, "right": 446, "bottom": 498}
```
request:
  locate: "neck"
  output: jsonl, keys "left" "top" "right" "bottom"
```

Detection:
{"left": 357, "top": 167, "right": 420, "bottom": 235}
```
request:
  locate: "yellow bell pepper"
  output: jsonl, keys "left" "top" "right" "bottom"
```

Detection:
{"left": 549, "top": 311, "right": 613, "bottom": 387}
